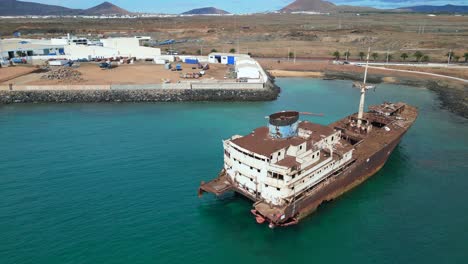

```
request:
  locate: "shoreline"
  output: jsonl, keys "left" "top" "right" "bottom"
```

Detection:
{"left": 263, "top": 62, "right": 467, "bottom": 119}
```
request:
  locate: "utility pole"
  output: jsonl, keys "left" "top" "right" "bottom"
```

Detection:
{"left": 293, "top": 48, "right": 296, "bottom": 64}
{"left": 447, "top": 49, "right": 452, "bottom": 66}
{"left": 386, "top": 50, "right": 389, "bottom": 64}
{"left": 288, "top": 47, "right": 290, "bottom": 62}
{"left": 345, "top": 49, "right": 349, "bottom": 61}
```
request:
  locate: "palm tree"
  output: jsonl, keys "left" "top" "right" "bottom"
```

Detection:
{"left": 454, "top": 55, "right": 460, "bottom": 62}
{"left": 446, "top": 51, "right": 454, "bottom": 63}
{"left": 422, "top": 55, "right": 430, "bottom": 62}
{"left": 359, "top": 51, "right": 365, "bottom": 61}
{"left": 413, "top": 51, "right": 424, "bottom": 62}
{"left": 400, "top": 53, "right": 408, "bottom": 61}
{"left": 387, "top": 54, "right": 393, "bottom": 62}
{"left": 196, "top": 49, "right": 202, "bottom": 55}
{"left": 371, "top": 52, "right": 379, "bottom": 61}
{"left": 211, "top": 49, "right": 218, "bottom": 53}
{"left": 344, "top": 51, "right": 351, "bottom": 61}
{"left": 288, "top": 52, "right": 294, "bottom": 58}
{"left": 332, "top": 51, "right": 340, "bottom": 60}
{"left": 464, "top": 52, "right": 468, "bottom": 63}
{"left": 229, "top": 48, "right": 236, "bottom": 53}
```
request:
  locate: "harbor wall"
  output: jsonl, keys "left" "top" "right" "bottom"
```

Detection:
{"left": 0, "top": 81, "right": 279, "bottom": 104}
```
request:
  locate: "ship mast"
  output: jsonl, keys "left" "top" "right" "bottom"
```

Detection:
{"left": 357, "top": 47, "right": 371, "bottom": 128}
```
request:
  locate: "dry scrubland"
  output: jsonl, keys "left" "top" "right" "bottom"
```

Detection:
{"left": 1, "top": 13, "right": 467, "bottom": 61}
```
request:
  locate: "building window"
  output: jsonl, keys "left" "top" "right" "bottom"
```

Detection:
{"left": 312, "top": 154, "right": 315, "bottom": 159}
{"left": 270, "top": 155, "right": 273, "bottom": 159}
{"left": 265, "top": 184, "right": 268, "bottom": 187}
{"left": 250, "top": 166, "right": 253, "bottom": 170}
{"left": 250, "top": 178, "right": 253, "bottom": 181}
{"left": 279, "top": 175, "right": 284, "bottom": 180}
{"left": 276, "top": 188, "right": 280, "bottom": 191}
{"left": 292, "top": 174, "right": 296, "bottom": 179}
{"left": 332, "top": 136, "right": 334, "bottom": 141}
{"left": 300, "top": 145, "right": 303, "bottom": 150}
{"left": 257, "top": 169, "right": 260, "bottom": 173}
{"left": 291, "top": 186, "right": 295, "bottom": 190}
{"left": 278, "top": 152, "right": 281, "bottom": 156}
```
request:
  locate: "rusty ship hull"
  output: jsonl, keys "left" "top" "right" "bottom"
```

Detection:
{"left": 199, "top": 104, "right": 418, "bottom": 227}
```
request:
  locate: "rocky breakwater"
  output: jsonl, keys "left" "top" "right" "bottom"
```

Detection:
{"left": 0, "top": 80, "right": 280, "bottom": 104}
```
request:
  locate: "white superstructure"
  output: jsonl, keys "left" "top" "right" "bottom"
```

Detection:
{"left": 221, "top": 111, "right": 354, "bottom": 206}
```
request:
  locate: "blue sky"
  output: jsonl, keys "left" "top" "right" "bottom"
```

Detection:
{"left": 31, "top": 0, "right": 468, "bottom": 13}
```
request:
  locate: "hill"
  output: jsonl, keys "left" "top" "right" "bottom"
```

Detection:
{"left": 0, "top": 0, "right": 76, "bottom": 16}
{"left": 182, "top": 7, "right": 230, "bottom": 15}
{"left": 398, "top": 4, "right": 468, "bottom": 13}
{"left": 81, "top": 1, "right": 131, "bottom": 15}
{"left": 0, "top": 0, "right": 130, "bottom": 16}
{"left": 279, "top": 0, "right": 380, "bottom": 13}
{"left": 280, "top": 0, "right": 336, "bottom": 13}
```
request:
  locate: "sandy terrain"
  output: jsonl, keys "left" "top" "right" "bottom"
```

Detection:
{"left": 2, "top": 63, "right": 233, "bottom": 85}
{"left": 0, "top": 66, "right": 38, "bottom": 83}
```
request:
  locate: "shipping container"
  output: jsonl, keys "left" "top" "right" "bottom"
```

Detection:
{"left": 185, "top": 58, "right": 199, "bottom": 64}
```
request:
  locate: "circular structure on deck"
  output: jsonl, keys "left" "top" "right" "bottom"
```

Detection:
{"left": 269, "top": 111, "right": 300, "bottom": 127}
{"left": 268, "top": 111, "right": 300, "bottom": 139}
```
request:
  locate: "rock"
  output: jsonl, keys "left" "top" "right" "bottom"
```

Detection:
{"left": 41, "top": 67, "right": 83, "bottom": 82}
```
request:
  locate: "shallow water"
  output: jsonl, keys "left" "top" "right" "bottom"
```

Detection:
{"left": 1, "top": 79, "right": 467, "bottom": 264}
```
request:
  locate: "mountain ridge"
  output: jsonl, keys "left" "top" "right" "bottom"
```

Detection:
{"left": 397, "top": 4, "right": 468, "bottom": 13}
{"left": 0, "top": 0, "right": 131, "bottom": 16}
{"left": 182, "top": 7, "right": 230, "bottom": 15}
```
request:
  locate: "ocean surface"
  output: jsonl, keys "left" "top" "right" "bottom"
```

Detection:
{"left": 1, "top": 79, "right": 467, "bottom": 264}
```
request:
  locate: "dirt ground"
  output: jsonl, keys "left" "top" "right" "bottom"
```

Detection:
{"left": 0, "top": 66, "right": 38, "bottom": 83}
{"left": 1, "top": 62, "right": 233, "bottom": 85}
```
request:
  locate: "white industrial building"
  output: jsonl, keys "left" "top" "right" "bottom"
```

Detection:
{"left": 100, "top": 36, "right": 161, "bottom": 59}
{"left": 208, "top": 53, "right": 251, "bottom": 65}
{"left": 0, "top": 36, "right": 161, "bottom": 62}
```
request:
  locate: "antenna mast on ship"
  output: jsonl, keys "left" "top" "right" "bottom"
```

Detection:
{"left": 357, "top": 47, "right": 371, "bottom": 128}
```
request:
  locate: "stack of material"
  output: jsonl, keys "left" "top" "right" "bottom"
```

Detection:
{"left": 41, "top": 67, "right": 83, "bottom": 82}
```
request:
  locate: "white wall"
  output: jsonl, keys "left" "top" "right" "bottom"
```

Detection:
{"left": 65, "top": 45, "right": 117, "bottom": 60}
{"left": 100, "top": 38, "right": 161, "bottom": 59}
{"left": 237, "top": 66, "right": 260, "bottom": 79}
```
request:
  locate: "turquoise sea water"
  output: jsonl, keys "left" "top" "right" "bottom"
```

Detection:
{"left": 1, "top": 79, "right": 467, "bottom": 264}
